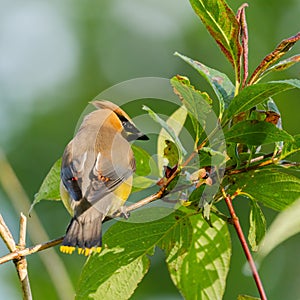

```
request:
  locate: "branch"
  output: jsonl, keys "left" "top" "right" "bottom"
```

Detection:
{"left": 225, "top": 153, "right": 279, "bottom": 175}
{"left": 0, "top": 213, "right": 32, "bottom": 299}
{"left": 0, "top": 236, "right": 64, "bottom": 265}
{"left": 0, "top": 214, "right": 16, "bottom": 251}
{"left": 221, "top": 188, "right": 267, "bottom": 300}
{"left": 15, "top": 213, "right": 32, "bottom": 300}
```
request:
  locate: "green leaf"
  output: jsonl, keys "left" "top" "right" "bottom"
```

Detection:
{"left": 256, "top": 196, "right": 300, "bottom": 263}
{"left": 227, "top": 168, "right": 300, "bottom": 211}
{"left": 29, "top": 158, "right": 61, "bottom": 213}
{"left": 225, "top": 79, "right": 300, "bottom": 120}
{"left": 131, "top": 144, "right": 159, "bottom": 177}
{"left": 157, "top": 105, "right": 188, "bottom": 175}
{"left": 174, "top": 52, "right": 235, "bottom": 111}
{"left": 76, "top": 208, "right": 193, "bottom": 300}
{"left": 249, "top": 33, "right": 300, "bottom": 85}
{"left": 197, "top": 147, "right": 228, "bottom": 170}
{"left": 143, "top": 105, "right": 187, "bottom": 159}
{"left": 85, "top": 255, "right": 149, "bottom": 300}
{"left": 225, "top": 120, "right": 294, "bottom": 145}
{"left": 131, "top": 175, "right": 157, "bottom": 193}
{"left": 170, "top": 75, "right": 212, "bottom": 145}
{"left": 189, "top": 0, "right": 242, "bottom": 82}
{"left": 260, "top": 54, "right": 300, "bottom": 80}
{"left": 188, "top": 185, "right": 206, "bottom": 206}
{"left": 248, "top": 200, "right": 266, "bottom": 252}
{"left": 201, "top": 147, "right": 227, "bottom": 166}
{"left": 166, "top": 213, "right": 231, "bottom": 300}
{"left": 237, "top": 295, "right": 260, "bottom": 300}
{"left": 162, "top": 140, "right": 179, "bottom": 167}
{"left": 281, "top": 134, "right": 300, "bottom": 159}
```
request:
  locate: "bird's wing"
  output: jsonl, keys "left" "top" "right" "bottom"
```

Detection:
{"left": 85, "top": 142, "right": 135, "bottom": 205}
{"left": 61, "top": 141, "right": 85, "bottom": 201}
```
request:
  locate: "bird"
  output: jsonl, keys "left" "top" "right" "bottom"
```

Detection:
{"left": 59, "top": 100, "right": 148, "bottom": 255}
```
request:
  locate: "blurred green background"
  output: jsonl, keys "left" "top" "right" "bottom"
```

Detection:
{"left": 0, "top": 0, "right": 299, "bottom": 299}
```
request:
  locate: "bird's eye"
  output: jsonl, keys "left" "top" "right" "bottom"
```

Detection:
{"left": 69, "top": 177, "right": 78, "bottom": 182}
{"left": 122, "top": 121, "right": 133, "bottom": 129}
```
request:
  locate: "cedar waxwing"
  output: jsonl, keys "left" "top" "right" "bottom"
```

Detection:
{"left": 60, "top": 100, "right": 148, "bottom": 255}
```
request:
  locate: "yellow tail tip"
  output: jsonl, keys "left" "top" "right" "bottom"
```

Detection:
{"left": 78, "top": 247, "right": 102, "bottom": 256}
{"left": 60, "top": 246, "right": 76, "bottom": 254}
{"left": 60, "top": 245, "right": 102, "bottom": 255}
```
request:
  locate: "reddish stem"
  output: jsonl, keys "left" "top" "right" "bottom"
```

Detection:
{"left": 223, "top": 190, "right": 267, "bottom": 300}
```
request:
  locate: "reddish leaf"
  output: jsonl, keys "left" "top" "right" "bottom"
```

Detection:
{"left": 260, "top": 54, "right": 300, "bottom": 79}
{"left": 248, "top": 32, "right": 300, "bottom": 85}
{"left": 236, "top": 3, "right": 249, "bottom": 87}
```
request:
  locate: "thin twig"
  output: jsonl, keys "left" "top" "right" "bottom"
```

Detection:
{"left": 221, "top": 188, "right": 267, "bottom": 300}
{"left": 0, "top": 213, "right": 33, "bottom": 299}
{"left": 0, "top": 237, "right": 64, "bottom": 265}
{"left": 112, "top": 168, "right": 181, "bottom": 219}
{"left": 182, "top": 134, "right": 210, "bottom": 168}
{"left": 16, "top": 213, "right": 32, "bottom": 300}
{"left": 0, "top": 214, "right": 16, "bottom": 251}
{"left": 226, "top": 157, "right": 278, "bottom": 175}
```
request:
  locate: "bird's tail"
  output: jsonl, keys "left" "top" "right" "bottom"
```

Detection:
{"left": 60, "top": 209, "right": 103, "bottom": 256}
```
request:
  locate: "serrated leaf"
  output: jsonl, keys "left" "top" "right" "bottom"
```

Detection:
{"left": 256, "top": 197, "right": 300, "bottom": 263}
{"left": 189, "top": 0, "right": 242, "bottom": 82}
{"left": 281, "top": 134, "right": 300, "bottom": 159}
{"left": 237, "top": 295, "right": 260, "bottom": 300}
{"left": 225, "top": 79, "right": 300, "bottom": 121}
{"left": 157, "top": 105, "right": 188, "bottom": 175}
{"left": 170, "top": 75, "right": 212, "bottom": 144}
{"left": 88, "top": 255, "right": 149, "bottom": 300}
{"left": 76, "top": 208, "right": 193, "bottom": 300}
{"left": 30, "top": 158, "right": 61, "bottom": 213}
{"left": 225, "top": 120, "right": 294, "bottom": 146}
{"left": 248, "top": 200, "right": 266, "bottom": 252}
{"left": 227, "top": 168, "right": 300, "bottom": 211}
{"left": 143, "top": 105, "right": 187, "bottom": 160}
{"left": 260, "top": 54, "right": 300, "bottom": 80}
{"left": 174, "top": 52, "right": 235, "bottom": 111}
{"left": 249, "top": 32, "right": 300, "bottom": 85}
{"left": 158, "top": 210, "right": 194, "bottom": 262}
{"left": 166, "top": 213, "right": 231, "bottom": 300}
